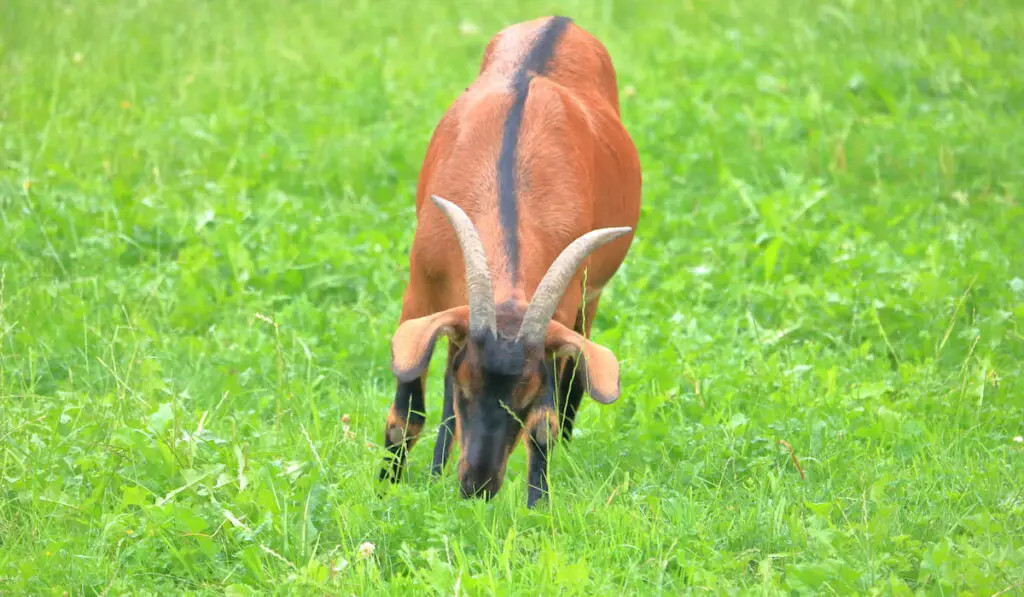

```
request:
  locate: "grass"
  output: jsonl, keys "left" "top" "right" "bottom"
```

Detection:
{"left": 2, "top": 0, "right": 1023, "bottom": 594}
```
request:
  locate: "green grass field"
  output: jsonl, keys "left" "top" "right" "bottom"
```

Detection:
{"left": 2, "top": 0, "right": 1023, "bottom": 594}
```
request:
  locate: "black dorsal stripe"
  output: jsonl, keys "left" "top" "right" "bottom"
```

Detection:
{"left": 497, "top": 16, "right": 573, "bottom": 283}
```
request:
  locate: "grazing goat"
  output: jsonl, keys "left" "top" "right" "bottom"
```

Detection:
{"left": 379, "top": 15, "right": 642, "bottom": 507}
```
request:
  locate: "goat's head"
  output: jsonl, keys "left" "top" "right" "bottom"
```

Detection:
{"left": 390, "top": 195, "right": 628, "bottom": 499}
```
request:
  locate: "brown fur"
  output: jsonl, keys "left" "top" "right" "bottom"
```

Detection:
{"left": 402, "top": 16, "right": 641, "bottom": 326}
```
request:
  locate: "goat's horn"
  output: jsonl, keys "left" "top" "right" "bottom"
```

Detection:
{"left": 430, "top": 195, "right": 497, "bottom": 335}
{"left": 516, "top": 227, "right": 632, "bottom": 344}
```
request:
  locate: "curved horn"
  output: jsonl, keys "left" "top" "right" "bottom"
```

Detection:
{"left": 429, "top": 195, "right": 497, "bottom": 335}
{"left": 516, "top": 226, "right": 632, "bottom": 345}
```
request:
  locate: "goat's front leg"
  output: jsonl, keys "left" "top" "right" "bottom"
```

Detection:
{"left": 526, "top": 373, "right": 558, "bottom": 508}
{"left": 430, "top": 370, "right": 456, "bottom": 475}
{"left": 430, "top": 345, "right": 458, "bottom": 476}
{"left": 379, "top": 376, "right": 426, "bottom": 483}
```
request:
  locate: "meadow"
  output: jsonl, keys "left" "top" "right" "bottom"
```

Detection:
{"left": 2, "top": 0, "right": 1023, "bottom": 594}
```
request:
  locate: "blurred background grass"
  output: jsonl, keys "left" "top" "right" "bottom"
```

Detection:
{"left": 1, "top": 0, "right": 1023, "bottom": 594}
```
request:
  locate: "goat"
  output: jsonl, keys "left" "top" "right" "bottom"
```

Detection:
{"left": 378, "top": 15, "right": 642, "bottom": 507}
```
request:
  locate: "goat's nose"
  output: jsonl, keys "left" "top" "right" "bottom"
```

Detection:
{"left": 459, "top": 468, "right": 501, "bottom": 500}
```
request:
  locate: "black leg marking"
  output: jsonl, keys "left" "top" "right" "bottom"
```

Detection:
{"left": 379, "top": 378, "right": 426, "bottom": 483}
{"left": 431, "top": 370, "right": 456, "bottom": 475}
{"left": 556, "top": 357, "right": 585, "bottom": 442}
{"left": 527, "top": 369, "right": 557, "bottom": 508}
{"left": 527, "top": 425, "right": 552, "bottom": 508}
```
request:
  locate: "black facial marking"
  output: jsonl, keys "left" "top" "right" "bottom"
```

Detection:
{"left": 497, "top": 15, "right": 573, "bottom": 283}
{"left": 472, "top": 327, "right": 527, "bottom": 377}
{"left": 456, "top": 333, "right": 549, "bottom": 500}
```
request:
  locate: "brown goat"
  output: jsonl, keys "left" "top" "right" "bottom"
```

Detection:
{"left": 379, "top": 16, "right": 642, "bottom": 507}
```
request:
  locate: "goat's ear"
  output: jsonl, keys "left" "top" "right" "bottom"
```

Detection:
{"left": 391, "top": 306, "right": 470, "bottom": 382}
{"left": 545, "top": 320, "right": 621, "bottom": 404}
